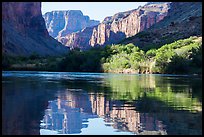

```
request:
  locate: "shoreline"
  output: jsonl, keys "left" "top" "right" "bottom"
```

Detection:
{"left": 2, "top": 70, "right": 202, "bottom": 77}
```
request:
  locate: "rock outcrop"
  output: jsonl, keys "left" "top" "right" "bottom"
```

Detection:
{"left": 59, "top": 2, "right": 170, "bottom": 50}
{"left": 120, "top": 2, "right": 202, "bottom": 50}
{"left": 59, "top": 27, "right": 94, "bottom": 50}
{"left": 2, "top": 2, "right": 69, "bottom": 56}
{"left": 43, "top": 10, "right": 100, "bottom": 39}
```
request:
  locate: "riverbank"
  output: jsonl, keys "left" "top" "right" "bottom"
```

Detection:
{"left": 3, "top": 36, "right": 202, "bottom": 75}
{"left": 2, "top": 69, "right": 202, "bottom": 78}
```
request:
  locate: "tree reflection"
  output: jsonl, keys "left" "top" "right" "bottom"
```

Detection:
{"left": 41, "top": 73, "right": 202, "bottom": 135}
{"left": 105, "top": 74, "right": 202, "bottom": 112}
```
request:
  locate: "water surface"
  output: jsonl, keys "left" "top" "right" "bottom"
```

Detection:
{"left": 2, "top": 71, "right": 202, "bottom": 135}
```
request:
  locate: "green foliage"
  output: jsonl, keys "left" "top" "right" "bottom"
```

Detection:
{"left": 146, "top": 49, "right": 157, "bottom": 57}
{"left": 166, "top": 55, "right": 189, "bottom": 74}
{"left": 154, "top": 36, "right": 202, "bottom": 74}
{"left": 155, "top": 49, "right": 176, "bottom": 73}
{"left": 101, "top": 43, "right": 146, "bottom": 72}
{"left": 191, "top": 46, "right": 202, "bottom": 67}
{"left": 29, "top": 52, "right": 41, "bottom": 60}
{"left": 57, "top": 47, "right": 104, "bottom": 72}
{"left": 2, "top": 55, "right": 12, "bottom": 69}
{"left": 103, "top": 36, "right": 202, "bottom": 74}
{"left": 2, "top": 36, "right": 201, "bottom": 75}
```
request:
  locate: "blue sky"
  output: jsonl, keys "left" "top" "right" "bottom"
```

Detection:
{"left": 41, "top": 2, "right": 147, "bottom": 22}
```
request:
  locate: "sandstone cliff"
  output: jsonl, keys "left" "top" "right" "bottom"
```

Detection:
{"left": 60, "top": 2, "right": 170, "bottom": 49}
{"left": 120, "top": 2, "right": 202, "bottom": 50}
{"left": 43, "top": 10, "right": 99, "bottom": 39}
{"left": 2, "top": 2, "right": 69, "bottom": 56}
{"left": 59, "top": 27, "right": 95, "bottom": 50}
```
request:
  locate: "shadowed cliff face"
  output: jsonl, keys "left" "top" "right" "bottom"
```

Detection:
{"left": 2, "top": 2, "right": 47, "bottom": 36}
{"left": 2, "top": 2, "right": 69, "bottom": 56}
{"left": 43, "top": 10, "right": 100, "bottom": 39}
{"left": 56, "top": 2, "right": 170, "bottom": 50}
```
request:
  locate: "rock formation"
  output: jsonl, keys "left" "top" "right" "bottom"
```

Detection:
{"left": 58, "top": 2, "right": 170, "bottom": 50}
{"left": 120, "top": 2, "right": 202, "bottom": 50}
{"left": 58, "top": 27, "right": 94, "bottom": 50}
{"left": 43, "top": 10, "right": 99, "bottom": 39}
{"left": 2, "top": 2, "right": 69, "bottom": 56}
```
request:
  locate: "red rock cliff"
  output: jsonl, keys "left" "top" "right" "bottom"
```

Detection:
{"left": 60, "top": 2, "right": 170, "bottom": 49}
{"left": 89, "top": 2, "right": 169, "bottom": 47}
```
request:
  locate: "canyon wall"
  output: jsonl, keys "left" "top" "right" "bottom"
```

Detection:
{"left": 121, "top": 2, "right": 202, "bottom": 50}
{"left": 57, "top": 2, "right": 170, "bottom": 50}
{"left": 2, "top": 2, "right": 68, "bottom": 56}
{"left": 43, "top": 10, "right": 99, "bottom": 38}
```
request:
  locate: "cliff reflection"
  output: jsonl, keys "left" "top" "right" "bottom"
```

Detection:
{"left": 41, "top": 74, "right": 202, "bottom": 135}
{"left": 2, "top": 76, "right": 59, "bottom": 135}
{"left": 41, "top": 90, "right": 167, "bottom": 135}
{"left": 40, "top": 91, "right": 97, "bottom": 134}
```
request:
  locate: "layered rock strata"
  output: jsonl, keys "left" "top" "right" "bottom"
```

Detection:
{"left": 43, "top": 10, "right": 100, "bottom": 39}
{"left": 58, "top": 2, "right": 170, "bottom": 49}
{"left": 121, "top": 2, "right": 202, "bottom": 50}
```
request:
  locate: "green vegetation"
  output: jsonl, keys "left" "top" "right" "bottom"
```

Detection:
{"left": 57, "top": 47, "right": 104, "bottom": 72}
{"left": 154, "top": 36, "right": 202, "bottom": 74}
{"left": 2, "top": 36, "right": 202, "bottom": 74}
{"left": 102, "top": 36, "right": 202, "bottom": 74}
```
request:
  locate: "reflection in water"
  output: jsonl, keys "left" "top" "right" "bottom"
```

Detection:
{"left": 106, "top": 74, "right": 202, "bottom": 112}
{"left": 2, "top": 71, "right": 202, "bottom": 135}
{"left": 40, "top": 91, "right": 98, "bottom": 134}
{"left": 40, "top": 90, "right": 167, "bottom": 135}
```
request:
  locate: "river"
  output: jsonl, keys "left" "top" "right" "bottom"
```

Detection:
{"left": 2, "top": 71, "right": 202, "bottom": 135}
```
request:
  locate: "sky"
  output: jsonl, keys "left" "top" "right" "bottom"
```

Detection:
{"left": 40, "top": 118, "right": 134, "bottom": 135}
{"left": 41, "top": 2, "right": 147, "bottom": 22}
